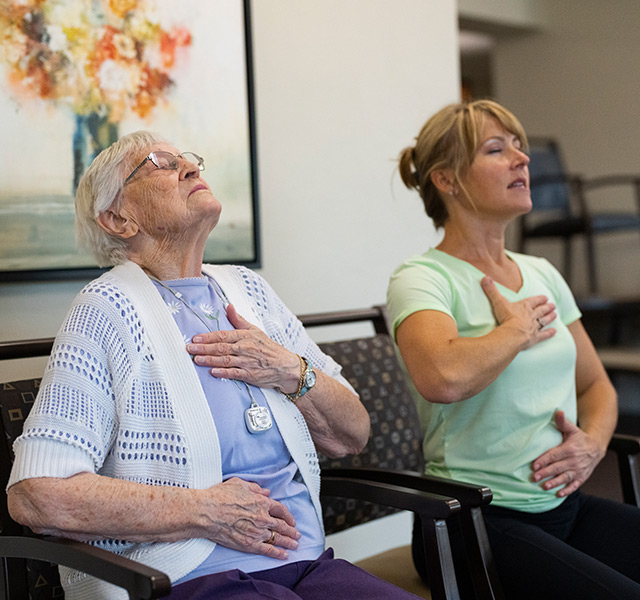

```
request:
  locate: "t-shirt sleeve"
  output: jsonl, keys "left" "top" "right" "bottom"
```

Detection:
{"left": 387, "top": 260, "right": 454, "bottom": 340}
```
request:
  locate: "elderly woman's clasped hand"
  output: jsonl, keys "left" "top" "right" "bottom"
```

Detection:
{"left": 200, "top": 477, "right": 301, "bottom": 560}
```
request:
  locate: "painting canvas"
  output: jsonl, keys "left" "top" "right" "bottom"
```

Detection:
{"left": 0, "top": 0, "right": 259, "bottom": 281}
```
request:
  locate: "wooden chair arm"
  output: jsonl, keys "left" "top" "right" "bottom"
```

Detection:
{"left": 322, "top": 467, "right": 492, "bottom": 507}
{"left": 321, "top": 476, "right": 461, "bottom": 519}
{"left": 608, "top": 433, "right": 640, "bottom": 507}
{"left": 0, "top": 535, "right": 171, "bottom": 599}
{"left": 582, "top": 174, "right": 640, "bottom": 191}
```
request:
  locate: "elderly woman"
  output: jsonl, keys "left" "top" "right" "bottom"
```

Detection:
{"left": 7, "top": 131, "right": 420, "bottom": 600}
{"left": 387, "top": 100, "right": 640, "bottom": 599}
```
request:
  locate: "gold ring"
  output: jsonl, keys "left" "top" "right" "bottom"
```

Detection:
{"left": 265, "top": 530, "right": 276, "bottom": 545}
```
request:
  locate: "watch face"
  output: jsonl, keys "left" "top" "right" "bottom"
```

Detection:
{"left": 305, "top": 369, "right": 316, "bottom": 388}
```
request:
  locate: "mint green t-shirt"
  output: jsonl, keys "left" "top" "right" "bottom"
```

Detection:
{"left": 386, "top": 249, "right": 582, "bottom": 513}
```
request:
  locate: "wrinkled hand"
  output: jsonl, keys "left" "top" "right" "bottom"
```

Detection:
{"left": 199, "top": 477, "right": 300, "bottom": 559}
{"left": 531, "top": 410, "right": 606, "bottom": 497}
{"left": 186, "top": 304, "right": 300, "bottom": 392}
{"left": 481, "top": 276, "right": 557, "bottom": 350}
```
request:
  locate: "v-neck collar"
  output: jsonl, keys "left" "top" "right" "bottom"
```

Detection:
{"left": 430, "top": 248, "right": 525, "bottom": 294}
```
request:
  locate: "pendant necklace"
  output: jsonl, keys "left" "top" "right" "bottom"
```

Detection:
{"left": 149, "top": 275, "right": 273, "bottom": 434}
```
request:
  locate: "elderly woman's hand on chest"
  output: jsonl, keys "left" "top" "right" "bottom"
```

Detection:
{"left": 186, "top": 303, "right": 302, "bottom": 394}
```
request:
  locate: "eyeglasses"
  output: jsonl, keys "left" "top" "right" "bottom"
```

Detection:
{"left": 124, "top": 151, "right": 205, "bottom": 184}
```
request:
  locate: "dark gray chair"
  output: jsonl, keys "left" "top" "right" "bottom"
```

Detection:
{"left": 0, "top": 330, "right": 462, "bottom": 599}
{"left": 519, "top": 137, "right": 640, "bottom": 294}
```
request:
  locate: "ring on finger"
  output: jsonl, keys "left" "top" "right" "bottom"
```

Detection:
{"left": 264, "top": 530, "right": 276, "bottom": 545}
{"left": 536, "top": 317, "right": 544, "bottom": 330}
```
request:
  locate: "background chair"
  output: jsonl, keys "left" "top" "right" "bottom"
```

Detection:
{"left": 519, "top": 137, "right": 640, "bottom": 295}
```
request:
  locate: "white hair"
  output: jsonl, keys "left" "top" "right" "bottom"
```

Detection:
{"left": 75, "top": 130, "right": 168, "bottom": 266}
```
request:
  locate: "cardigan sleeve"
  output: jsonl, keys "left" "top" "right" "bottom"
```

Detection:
{"left": 9, "top": 280, "right": 127, "bottom": 486}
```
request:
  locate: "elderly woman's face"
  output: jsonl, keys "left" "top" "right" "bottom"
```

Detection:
{"left": 119, "top": 142, "right": 221, "bottom": 239}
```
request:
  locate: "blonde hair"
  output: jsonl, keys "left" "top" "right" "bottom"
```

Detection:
{"left": 398, "top": 99, "right": 528, "bottom": 228}
{"left": 75, "top": 130, "right": 167, "bottom": 266}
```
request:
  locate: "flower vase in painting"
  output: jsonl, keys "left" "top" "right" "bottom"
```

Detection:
{"left": 73, "top": 112, "right": 119, "bottom": 191}
{"left": 0, "top": 0, "right": 192, "bottom": 192}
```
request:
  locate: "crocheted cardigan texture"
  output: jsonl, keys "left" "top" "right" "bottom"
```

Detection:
{"left": 10, "top": 261, "right": 349, "bottom": 599}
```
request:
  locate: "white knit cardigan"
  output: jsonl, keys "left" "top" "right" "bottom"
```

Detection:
{"left": 10, "top": 261, "right": 350, "bottom": 599}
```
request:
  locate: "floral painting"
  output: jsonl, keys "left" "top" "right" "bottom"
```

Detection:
{"left": 0, "top": 0, "right": 258, "bottom": 280}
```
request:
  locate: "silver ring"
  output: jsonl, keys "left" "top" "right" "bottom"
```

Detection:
{"left": 536, "top": 317, "right": 544, "bottom": 330}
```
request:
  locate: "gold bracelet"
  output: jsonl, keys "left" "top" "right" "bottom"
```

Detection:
{"left": 283, "top": 355, "right": 305, "bottom": 402}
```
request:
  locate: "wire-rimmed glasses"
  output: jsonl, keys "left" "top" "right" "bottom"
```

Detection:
{"left": 124, "top": 151, "right": 205, "bottom": 185}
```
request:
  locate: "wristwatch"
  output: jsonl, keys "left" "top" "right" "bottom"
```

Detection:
{"left": 298, "top": 357, "right": 316, "bottom": 399}
{"left": 284, "top": 356, "right": 316, "bottom": 402}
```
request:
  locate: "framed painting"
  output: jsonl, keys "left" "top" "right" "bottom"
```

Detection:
{"left": 0, "top": 0, "right": 260, "bottom": 281}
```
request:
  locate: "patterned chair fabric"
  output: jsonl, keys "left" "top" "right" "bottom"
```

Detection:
{"left": 0, "top": 378, "right": 66, "bottom": 599}
{"left": 1, "top": 378, "right": 41, "bottom": 462}
{"left": 318, "top": 334, "right": 424, "bottom": 535}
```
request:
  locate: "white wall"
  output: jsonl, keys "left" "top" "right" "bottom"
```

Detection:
{"left": 1, "top": 0, "right": 457, "bottom": 339}
{"left": 1, "top": 0, "right": 460, "bottom": 562}
{"left": 250, "top": 0, "right": 458, "bottom": 314}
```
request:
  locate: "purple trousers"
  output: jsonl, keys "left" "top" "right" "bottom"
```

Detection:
{"left": 167, "top": 548, "right": 422, "bottom": 600}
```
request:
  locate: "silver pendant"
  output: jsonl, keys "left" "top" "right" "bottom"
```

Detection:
{"left": 244, "top": 404, "right": 273, "bottom": 434}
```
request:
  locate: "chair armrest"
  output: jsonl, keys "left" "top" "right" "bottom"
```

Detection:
{"left": 608, "top": 433, "right": 640, "bottom": 508}
{"left": 322, "top": 467, "right": 492, "bottom": 507}
{"left": 582, "top": 174, "right": 640, "bottom": 191}
{"left": 321, "top": 476, "right": 460, "bottom": 519}
{"left": 0, "top": 535, "right": 171, "bottom": 599}
{"left": 609, "top": 433, "right": 640, "bottom": 455}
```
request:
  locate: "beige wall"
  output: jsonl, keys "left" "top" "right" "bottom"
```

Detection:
{"left": 0, "top": 0, "right": 459, "bottom": 563}
{"left": 472, "top": 0, "right": 640, "bottom": 297}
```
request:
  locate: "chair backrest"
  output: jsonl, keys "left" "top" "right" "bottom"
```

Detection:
{"left": 298, "top": 307, "right": 425, "bottom": 535}
{"left": 527, "top": 137, "right": 573, "bottom": 213}
{"left": 0, "top": 344, "right": 64, "bottom": 599}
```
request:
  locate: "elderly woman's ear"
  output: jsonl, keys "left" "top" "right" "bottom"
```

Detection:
{"left": 96, "top": 209, "right": 139, "bottom": 239}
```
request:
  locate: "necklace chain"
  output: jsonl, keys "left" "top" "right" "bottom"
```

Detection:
{"left": 148, "top": 274, "right": 273, "bottom": 434}
{"left": 151, "top": 277, "right": 218, "bottom": 334}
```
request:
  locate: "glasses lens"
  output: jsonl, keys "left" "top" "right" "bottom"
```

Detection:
{"left": 150, "top": 151, "right": 179, "bottom": 170}
{"left": 181, "top": 152, "right": 205, "bottom": 171}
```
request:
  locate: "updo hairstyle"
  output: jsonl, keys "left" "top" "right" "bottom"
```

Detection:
{"left": 398, "top": 99, "right": 528, "bottom": 228}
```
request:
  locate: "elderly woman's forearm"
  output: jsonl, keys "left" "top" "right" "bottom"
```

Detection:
{"left": 296, "top": 372, "right": 370, "bottom": 457}
{"left": 8, "top": 473, "right": 206, "bottom": 543}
